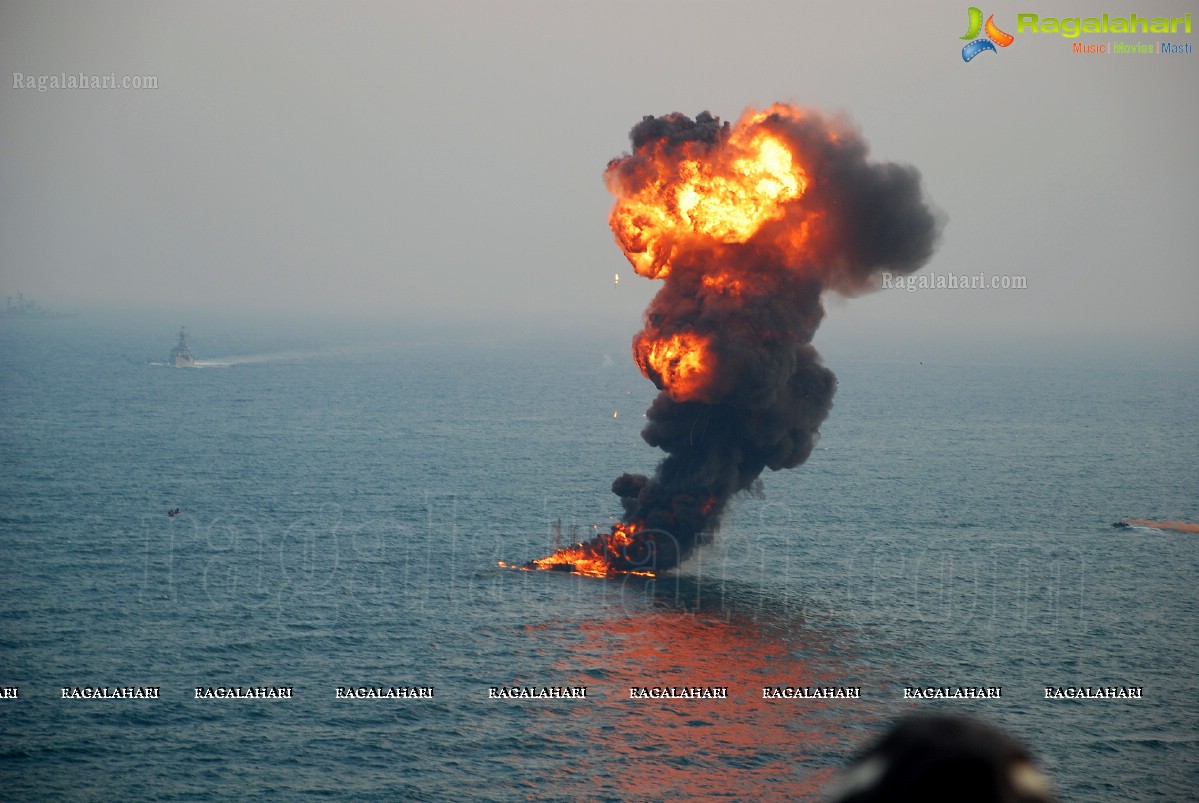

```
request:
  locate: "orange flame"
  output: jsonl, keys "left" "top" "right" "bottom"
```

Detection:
{"left": 633, "top": 331, "right": 713, "bottom": 402}
{"left": 606, "top": 108, "right": 809, "bottom": 280}
{"left": 528, "top": 522, "right": 656, "bottom": 578}
{"left": 701, "top": 271, "right": 745, "bottom": 297}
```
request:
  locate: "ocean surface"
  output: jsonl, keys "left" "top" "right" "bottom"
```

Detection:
{"left": 1, "top": 312, "right": 1197, "bottom": 801}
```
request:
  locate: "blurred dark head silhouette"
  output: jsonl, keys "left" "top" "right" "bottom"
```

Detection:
{"left": 826, "top": 714, "right": 1054, "bottom": 803}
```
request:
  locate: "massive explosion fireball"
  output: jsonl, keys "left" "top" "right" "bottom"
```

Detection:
{"left": 526, "top": 103, "right": 940, "bottom": 576}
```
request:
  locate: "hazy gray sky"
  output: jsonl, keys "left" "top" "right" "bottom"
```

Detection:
{"left": 2, "top": 1, "right": 1196, "bottom": 346}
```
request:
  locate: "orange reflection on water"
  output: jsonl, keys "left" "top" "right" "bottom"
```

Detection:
{"left": 535, "top": 608, "right": 870, "bottom": 800}
{"left": 1122, "top": 519, "right": 1199, "bottom": 534}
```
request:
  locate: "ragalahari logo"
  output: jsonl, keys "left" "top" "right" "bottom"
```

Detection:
{"left": 961, "top": 7, "right": 1015, "bottom": 61}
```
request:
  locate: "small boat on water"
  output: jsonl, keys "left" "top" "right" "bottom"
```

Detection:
{"left": 170, "top": 328, "right": 195, "bottom": 368}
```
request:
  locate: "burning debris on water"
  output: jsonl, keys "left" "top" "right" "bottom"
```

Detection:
{"left": 529, "top": 104, "right": 940, "bottom": 576}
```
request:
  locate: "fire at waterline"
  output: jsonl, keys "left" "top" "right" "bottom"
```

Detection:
{"left": 510, "top": 104, "right": 940, "bottom": 577}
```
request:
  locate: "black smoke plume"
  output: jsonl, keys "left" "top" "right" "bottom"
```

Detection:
{"left": 542, "top": 105, "right": 939, "bottom": 574}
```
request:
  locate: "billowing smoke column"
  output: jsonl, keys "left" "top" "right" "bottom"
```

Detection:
{"left": 532, "top": 104, "right": 939, "bottom": 575}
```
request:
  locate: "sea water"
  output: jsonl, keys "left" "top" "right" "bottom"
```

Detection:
{"left": 1, "top": 312, "right": 1196, "bottom": 801}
